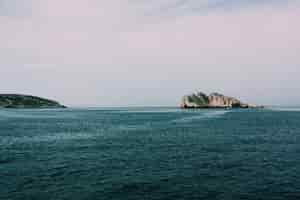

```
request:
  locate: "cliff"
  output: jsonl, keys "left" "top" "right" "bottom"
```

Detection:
{"left": 0, "top": 94, "right": 66, "bottom": 109}
{"left": 181, "top": 92, "right": 261, "bottom": 109}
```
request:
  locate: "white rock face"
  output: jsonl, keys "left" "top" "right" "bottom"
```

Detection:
{"left": 208, "top": 93, "right": 241, "bottom": 107}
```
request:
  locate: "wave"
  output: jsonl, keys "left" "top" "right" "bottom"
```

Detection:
{"left": 0, "top": 109, "right": 77, "bottom": 119}
{"left": 267, "top": 106, "right": 300, "bottom": 112}
{"left": 116, "top": 124, "right": 151, "bottom": 131}
{"left": 118, "top": 108, "right": 183, "bottom": 113}
{"left": 0, "top": 132, "right": 95, "bottom": 146}
{"left": 171, "top": 110, "right": 230, "bottom": 123}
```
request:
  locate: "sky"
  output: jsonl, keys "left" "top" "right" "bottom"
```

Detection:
{"left": 0, "top": 0, "right": 300, "bottom": 106}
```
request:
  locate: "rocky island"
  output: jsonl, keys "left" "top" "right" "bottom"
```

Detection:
{"left": 0, "top": 94, "right": 66, "bottom": 109}
{"left": 181, "top": 92, "right": 262, "bottom": 109}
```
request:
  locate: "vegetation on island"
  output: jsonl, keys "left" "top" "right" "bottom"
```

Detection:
{"left": 0, "top": 94, "right": 66, "bottom": 109}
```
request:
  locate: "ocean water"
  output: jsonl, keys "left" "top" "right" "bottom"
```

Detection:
{"left": 1, "top": 107, "right": 300, "bottom": 200}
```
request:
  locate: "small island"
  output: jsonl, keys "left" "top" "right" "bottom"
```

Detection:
{"left": 181, "top": 92, "right": 263, "bottom": 109}
{"left": 0, "top": 94, "right": 66, "bottom": 109}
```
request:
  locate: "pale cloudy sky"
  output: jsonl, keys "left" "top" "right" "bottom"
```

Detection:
{"left": 0, "top": 0, "right": 299, "bottom": 106}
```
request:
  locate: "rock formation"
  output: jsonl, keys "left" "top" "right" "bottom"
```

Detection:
{"left": 181, "top": 92, "right": 261, "bottom": 109}
{"left": 0, "top": 94, "right": 66, "bottom": 108}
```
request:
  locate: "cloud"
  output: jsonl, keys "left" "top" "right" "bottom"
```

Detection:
{"left": 0, "top": 0, "right": 32, "bottom": 17}
{"left": 134, "top": 0, "right": 292, "bottom": 17}
{"left": 1, "top": 1, "right": 298, "bottom": 65}
{"left": 0, "top": 0, "right": 300, "bottom": 106}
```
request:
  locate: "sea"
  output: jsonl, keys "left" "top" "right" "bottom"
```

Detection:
{"left": 1, "top": 107, "right": 300, "bottom": 200}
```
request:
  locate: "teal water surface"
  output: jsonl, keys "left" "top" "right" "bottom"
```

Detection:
{"left": 1, "top": 107, "right": 300, "bottom": 200}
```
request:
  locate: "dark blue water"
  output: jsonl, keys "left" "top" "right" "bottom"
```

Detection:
{"left": 1, "top": 107, "right": 300, "bottom": 200}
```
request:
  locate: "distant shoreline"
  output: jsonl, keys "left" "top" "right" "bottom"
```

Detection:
{"left": 0, "top": 94, "right": 66, "bottom": 109}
